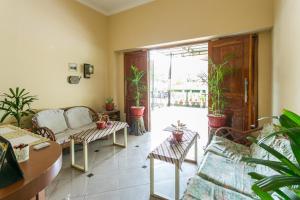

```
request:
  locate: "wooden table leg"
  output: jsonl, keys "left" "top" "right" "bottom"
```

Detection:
{"left": 70, "top": 139, "right": 89, "bottom": 172}
{"left": 71, "top": 139, "right": 75, "bottom": 166}
{"left": 124, "top": 127, "right": 127, "bottom": 147}
{"left": 113, "top": 128, "right": 127, "bottom": 148}
{"left": 83, "top": 141, "right": 88, "bottom": 172}
{"left": 175, "top": 164, "right": 180, "bottom": 200}
{"left": 113, "top": 131, "right": 116, "bottom": 144}
{"left": 150, "top": 157, "right": 154, "bottom": 196}
{"left": 195, "top": 136, "right": 198, "bottom": 164}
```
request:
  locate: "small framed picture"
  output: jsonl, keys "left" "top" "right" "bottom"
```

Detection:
{"left": 68, "top": 63, "right": 78, "bottom": 72}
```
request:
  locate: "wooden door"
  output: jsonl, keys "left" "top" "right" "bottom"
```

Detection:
{"left": 124, "top": 50, "right": 149, "bottom": 130}
{"left": 208, "top": 34, "right": 258, "bottom": 131}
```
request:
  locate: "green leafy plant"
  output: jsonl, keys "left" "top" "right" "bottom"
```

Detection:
{"left": 200, "top": 55, "right": 233, "bottom": 115}
{"left": 105, "top": 97, "right": 114, "bottom": 104}
{"left": 127, "top": 65, "right": 146, "bottom": 107}
{"left": 0, "top": 87, "right": 37, "bottom": 127}
{"left": 242, "top": 109, "right": 300, "bottom": 200}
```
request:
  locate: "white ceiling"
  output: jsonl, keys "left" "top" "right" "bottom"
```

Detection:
{"left": 77, "top": 0, "right": 154, "bottom": 16}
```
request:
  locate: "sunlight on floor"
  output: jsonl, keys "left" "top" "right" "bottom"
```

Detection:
{"left": 151, "top": 106, "right": 208, "bottom": 148}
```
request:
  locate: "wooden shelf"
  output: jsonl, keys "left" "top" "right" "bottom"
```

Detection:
{"left": 99, "top": 110, "right": 121, "bottom": 121}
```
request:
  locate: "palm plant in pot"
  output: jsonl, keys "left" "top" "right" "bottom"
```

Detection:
{"left": 200, "top": 56, "right": 233, "bottom": 128}
{"left": 241, "top": 109, "right": 300, "bottom": 199}
{"left": 127, "top": 65, "right": 146, "bottom": 117}
{"left": 0, "top": 87, "right": 37, "bottom": 128}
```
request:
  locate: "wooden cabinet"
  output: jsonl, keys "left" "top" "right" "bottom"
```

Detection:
{"left": 99, "top": 110, "right": 121, "bottom": 121}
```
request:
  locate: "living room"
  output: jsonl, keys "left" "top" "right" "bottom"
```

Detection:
{"left": 0, "top": 0, "right": 300, "bottom": 200}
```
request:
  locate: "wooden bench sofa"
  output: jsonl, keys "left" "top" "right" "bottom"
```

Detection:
{"left": 32, "top": 106, "right": 99, "bottom": 148}
{"left": 182, "top": 124, "right": 295, "bottom": 199}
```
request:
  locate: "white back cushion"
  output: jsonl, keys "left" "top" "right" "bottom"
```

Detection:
{"left": 36, "top": 109, "right": 68, "bottom": 134}
{"left": 64, "top": 107, "right": 93, "bottom": 129}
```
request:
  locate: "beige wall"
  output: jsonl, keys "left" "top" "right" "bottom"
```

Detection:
{"left": 0, "top": 0, "right": 108, "bottom": 113}
{"left": 107, "top": 0, "right": 274, "bottom": 118}
{"left": 0, "top": 0, "right": 275, "bottom": 126}
{"left": 108, "top": 0, "right": 273, "bottom": 51}
{"left": 272, "top": 0, "right": 300, "bottom": 115}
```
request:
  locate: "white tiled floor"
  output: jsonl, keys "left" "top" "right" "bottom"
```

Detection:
{"left": 46, "top": 130, "right": 206, "bottom": 200}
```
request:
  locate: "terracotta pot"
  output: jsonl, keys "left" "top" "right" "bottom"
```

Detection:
{"left": 96, "top": 121, "right": 106, "bottom": 129}
{"left": 105, "top": 103, "right": 114, "bottom": 111}
{"left": 130, "top": 106, "right": 145, "bottom": 117}
{"left": 208, "top": 114, "right": 226, "bottom": 128}
{"left": 172, "top": 131, "right": 184, "bottom": 142}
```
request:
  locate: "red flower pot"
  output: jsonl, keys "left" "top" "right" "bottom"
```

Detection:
{"left": 172, "top": 131, "right": 184, "bottom": 142}
{"left": 208, "top": 114, "right": 226, "bottom": 128}
{"left": 130, "top": 106, "right": 145, "bottom": 117}
{"left": 105, "top": 103, "right": 114, "bottom": 111}
{"left": 96, "top": 121, "right": 106, "bottom": 129}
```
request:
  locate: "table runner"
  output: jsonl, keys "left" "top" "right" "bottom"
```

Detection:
{"left": 0, "top": 125, "right": 49, "bottom": 146}
{"left": 69, "top": 121, "right": 128, "bottom": 143}
{"left": 148, "top": 129, "right": 199, "bottom": 169}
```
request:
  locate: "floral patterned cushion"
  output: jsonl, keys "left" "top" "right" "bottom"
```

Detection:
{"left": 182, "top": 176, "right": 255, "bottom": 200}
{"left": 250, "top": 123, "right": 278, "bottom": 159}
{"left": 197, "top": 152, "right": 255, "bottom": 197}
{"left": 205, "top": 136, "right": 251, "bottom": 162}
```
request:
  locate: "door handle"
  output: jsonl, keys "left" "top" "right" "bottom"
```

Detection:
{"left": 244, "top": 78, "right": 248, "bottom": 104}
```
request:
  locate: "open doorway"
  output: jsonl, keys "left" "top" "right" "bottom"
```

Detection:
{"left": 149, "top": 43, "right": 208, "bottom": 144}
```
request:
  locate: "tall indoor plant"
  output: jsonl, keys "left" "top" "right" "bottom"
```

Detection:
{"left": 242, "top": 109, "right": 300, "bottom": 200}
{"left": 127, "top": 65, "right": 146, "bottom": 117}
{"left": 0, "top": 87, "right": 37, "bottom": 127}
{"left": 201, "top": 56, "right": 233, "bottom": 128}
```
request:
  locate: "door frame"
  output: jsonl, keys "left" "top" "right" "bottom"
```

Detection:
{"left": 124, "top": 50, "right": 151, "bottom": 131}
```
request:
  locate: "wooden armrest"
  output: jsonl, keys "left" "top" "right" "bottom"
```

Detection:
{"left": 34, "top": 127, "right": 56, "bottom": 141}
{"left": 215, "top": 126, "right": 263, "bottom": 143}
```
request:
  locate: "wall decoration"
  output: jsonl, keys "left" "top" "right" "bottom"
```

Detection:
{"left": 84, "top": 63, "right": 94, "bottom": 78}
{"left": 68, "top": 63, "right": 78, "bottom": 72}
{"left": 68, "top": 76, "right": 81, "bottom": 84}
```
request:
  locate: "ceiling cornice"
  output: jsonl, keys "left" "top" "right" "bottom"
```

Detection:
{"left": 77, "top": 0, "right": 154, "bottom": 16}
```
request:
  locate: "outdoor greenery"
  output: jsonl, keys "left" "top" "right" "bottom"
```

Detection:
{"left": 242, "top": 109, "right": 300, "bottom": 200}
{"left": 0, "top": 87, "right": 37, "bottom": 127}
{"left": 127, "top": 65, "right": 146, "bottom": 107}
{"left": 105, "top": 97, "right": 114, "bottom": 104}
{"left": 200, "top": 55, "right": 233, "bottom": 115}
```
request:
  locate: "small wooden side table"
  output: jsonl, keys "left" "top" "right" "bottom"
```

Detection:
{"left": 148, "top": 130, "right": 199, "bottom": 200}
{"left": 99, "top": 110, "right": 120, "bottom": 121}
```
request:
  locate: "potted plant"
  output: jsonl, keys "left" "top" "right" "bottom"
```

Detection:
{"left": 127, "top": 65, "right": 146, "bottom": 117}
{"left": 0, "top": 87, "right": 37, "bottom": 128}
{"left": 171, "top": 120, "right": 186, "bottom": 142}
{"left": 242, "top": 109, "right": 300, "bottom": 199}
{"left": 200, "top": 56, "right": 233, "bottom": 128}
{"left": 105, "top": 97, "right": 114, "bottom": 111}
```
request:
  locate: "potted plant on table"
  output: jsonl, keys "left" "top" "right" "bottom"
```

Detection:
{"left": 200, "top": 56, "right": 233, "bottom": 128}
{"left": 0, "top": 87, "right": 37, "bottom": 128}
{"left": 171, "top": 120, "right": 186, "bottom": 142}
{"left": 127, "top": 65, "right": 146, "bottom": 117}
{"left": 105, "top": 97, "right": 114, "bottom": 111}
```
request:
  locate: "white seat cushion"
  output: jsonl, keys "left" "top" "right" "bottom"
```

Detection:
{"left": 55, "top": 123, "right": 96, "bottom": 144}
{"left": 35, "top": 109, "right": 68, "bottom": 134}
{"left": 64, "top": 107, "right": 93, "bottom": 129}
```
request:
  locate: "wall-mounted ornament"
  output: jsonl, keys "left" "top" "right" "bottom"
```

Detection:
{"left": 68, "top": 63, "right": 78, "bottom": 72}
{"left": 84, "top": 63, "right": 94, "bottom": 78}
{"left": 68, "top": 76, "right": 81, "bottom": 84}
